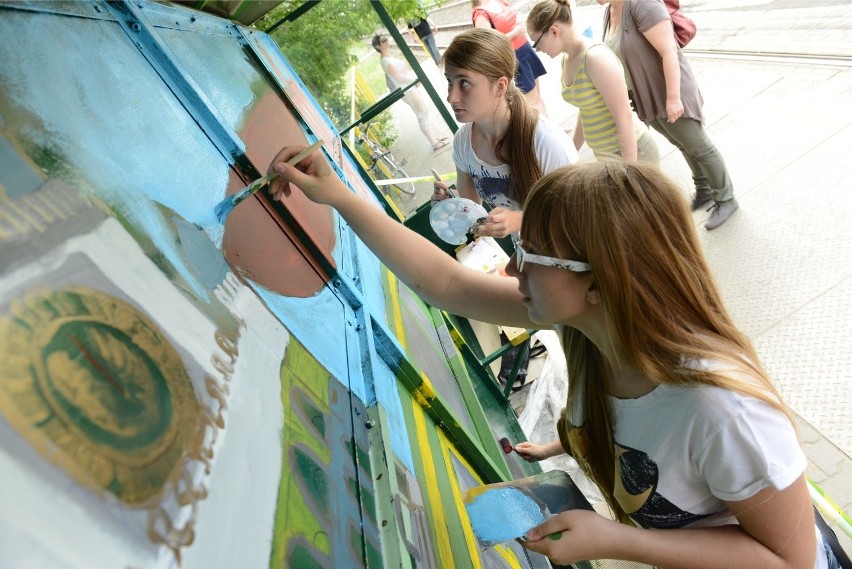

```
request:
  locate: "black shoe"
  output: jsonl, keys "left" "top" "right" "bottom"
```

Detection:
{"left": 705, "top": 199, "right": 739, "bottom": 230}
{"left": 690, "top": 192, "right": 713, "bottom": 211}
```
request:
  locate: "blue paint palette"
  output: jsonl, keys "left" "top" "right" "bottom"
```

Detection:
{"left": 463, "top": 470, "right": 593, "bottom": 548}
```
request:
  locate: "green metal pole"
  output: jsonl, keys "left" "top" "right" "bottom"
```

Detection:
{"left": 371, "top": 0, "right": 457, "bottom": 134}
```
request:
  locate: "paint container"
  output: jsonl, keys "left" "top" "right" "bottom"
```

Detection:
{"left": 463, "top": 470, "right": 593, "bottom": 548}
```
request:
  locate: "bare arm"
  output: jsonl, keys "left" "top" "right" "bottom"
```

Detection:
{"left": 473, "top": 13, "right": 491, "bottom": 29}
{"left": 269, "top": 146, "right": 535, "bottom": 328}
{"left": 642, "top": 19, "right": 683, "bottom": 123}
{"left": 572, "top": 115, "right": 584, "bottom": 152}
{"left": 523, "top": 476, "right": 817, "bottom": 569}
{"left": 514, "top": 440, "right": 565, "bottom": 462}
{"left": 585, "top": 45, "right": 638, "bottom": 160}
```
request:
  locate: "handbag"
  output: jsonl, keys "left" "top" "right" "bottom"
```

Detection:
{"left": 664, "top": 0, "right": 697, "bottom": 48}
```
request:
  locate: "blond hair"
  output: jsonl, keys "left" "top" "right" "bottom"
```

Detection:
{"left": 522, "top": 161, "right": 791, "bottom": 522}
{"left": 442, "top": 28, "right": 542, "bottom": 205}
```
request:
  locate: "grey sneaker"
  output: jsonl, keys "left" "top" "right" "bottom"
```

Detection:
{"left": 705, "top": 199, "right": 739, "bottom": 230}
{"left": 690, "top": 192, "right": 713, "bottom": 211}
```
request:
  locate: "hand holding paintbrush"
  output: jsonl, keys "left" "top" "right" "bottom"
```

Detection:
{"left": 430, "top": 167, "right": 458, "bottom": 206}
{"left": 213, "top": 139, "right": 324, "bottom": 223}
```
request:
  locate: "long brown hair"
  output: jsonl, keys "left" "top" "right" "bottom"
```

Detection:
{"left": 442, "top": 28, "right": 542, "bottom": 205}
{"left": 522, "top": 161, "right": 791, "bottom": 522}
{"left": 527, "top": 0, "right": 573, "bottom": 34}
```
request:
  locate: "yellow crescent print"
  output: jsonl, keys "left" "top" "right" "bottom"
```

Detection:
{"left": 613, "top": 444, "right": 654, "bottom": 515}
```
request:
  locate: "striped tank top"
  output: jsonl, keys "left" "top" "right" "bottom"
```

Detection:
{"left": 561, "top": 44, "right": 645, "bottom": 158}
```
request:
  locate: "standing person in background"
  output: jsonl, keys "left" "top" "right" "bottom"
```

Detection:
{"left": 407, "top": 13, "right": 441, "bottom": 66}
{"left": 527, "top": 0, "right": 659, "bottom": 163}
{"left": 599, "top": 0, "right": 738, "bottom": 230}
{"left": 372, "top": 35, "right": 449, "bottom": 151}
{"left": 471, "top": 0, "right": 549, "bottom": 117}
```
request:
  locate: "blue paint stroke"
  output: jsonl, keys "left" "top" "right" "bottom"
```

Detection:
{"left": 0, "top": 13, "right": 231, "bottom": 299}
{"left": 466, "top": 487, "right": 546, "bottom": 546}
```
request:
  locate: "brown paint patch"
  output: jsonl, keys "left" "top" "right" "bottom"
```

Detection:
{"left": 253, "top": 41, "right": 375, "bottom": 200}
{"left": 222, "top": 92, "right": 337, "bottom": 298}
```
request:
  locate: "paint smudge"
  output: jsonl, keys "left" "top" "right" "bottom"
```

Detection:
{"left": 465, "top": 486, "right": 546, "bottom": 545}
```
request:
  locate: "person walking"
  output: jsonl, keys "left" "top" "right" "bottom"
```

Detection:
{"left": 372, "top": 35, "right": 449, "bottom": 151}
{"left": 471, "top": 0, "right": 549, "bottom": 117}
{"left": 265, "top": 149, "right": 838, "bottom": 568}
{"left": 599, "top": 0, "right": 738, "bottom": 229}
{"left": 407, "top": 13, "right": 441, "bottom": 65}
{"left": 527, "top": 0, "right": 659, "bottom": 163}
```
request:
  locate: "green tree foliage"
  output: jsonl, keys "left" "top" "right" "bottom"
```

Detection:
{"left": 254, "top": 0, "right": 428, "bottom": 126}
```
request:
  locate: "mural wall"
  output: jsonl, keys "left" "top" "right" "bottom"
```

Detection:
{"left": 0, "top": 1, "right": 544, "bottom": 567}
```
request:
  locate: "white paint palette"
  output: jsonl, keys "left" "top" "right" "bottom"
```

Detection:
{"left": 429, "top": 198, "right": 488, "bottom": 245}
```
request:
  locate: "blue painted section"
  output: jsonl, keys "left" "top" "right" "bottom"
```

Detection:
{"left": 253, "top": 285, "right": 357, "bottom": 394}
{"left": 0, "top": 9, "right": 230, "bottom": 299}
{"left": 352, "top": 228, "right": 391, "bottom": 330}
{"left": 0, "top": 136, "right": 43, "bottom": 198}
{"left": 466, "top": 487, "right": 547, "bottom": 546}
{"left": 370, "top": 340, "right": 416, "bottom": 472}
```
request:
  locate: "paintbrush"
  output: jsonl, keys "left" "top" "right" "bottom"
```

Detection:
{"left": 431, "top": 167, "right": 457, "bottom": 198}
{"left": 214, "top": 139, "right": 324, "bottom": 224}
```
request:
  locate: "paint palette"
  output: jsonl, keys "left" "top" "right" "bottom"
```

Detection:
{"left": 429, "top": 198, "right": 488, "bottom": 245}
{"left": 463, "top": 470, "right": 593, "bottom": 548}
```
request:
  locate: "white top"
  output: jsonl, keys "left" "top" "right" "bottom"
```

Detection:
{"left": 451, "top": 118, "right": 578, "bottom": 211}
{"left": 566, "top": 358, "right": 828, "bottom": 568}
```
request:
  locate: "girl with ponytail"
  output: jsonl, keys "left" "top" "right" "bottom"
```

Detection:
{"left": 431, "top": 28, "right": 577, "bottom": 239}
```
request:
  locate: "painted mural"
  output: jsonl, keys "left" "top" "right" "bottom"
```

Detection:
{"left": 0, "top": 1, "right": 548, "bottom": 568}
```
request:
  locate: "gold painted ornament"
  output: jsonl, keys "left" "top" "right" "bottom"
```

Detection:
{"left": 0, "top": 287, "right": 200, "bottom": 506}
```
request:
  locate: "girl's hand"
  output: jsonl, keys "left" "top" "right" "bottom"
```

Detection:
{"left": 521, "top": 509, "right": 618, "bottom": 565}
{"left": 431, "top": 181, "right": 452, "bottom": 206}
{"left": 666, "top": 98, "right": 684, "bottom": 123}
{"left": 514, "top": 442, "right": 549, "bottom": 462}
{"left": 472, "top": 207, "right": 522, "bottom": 238}
{"left": 267, "top": 145, "right": 336, "bottom": 204}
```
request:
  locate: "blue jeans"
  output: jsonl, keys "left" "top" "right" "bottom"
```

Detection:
{"left": 420, "top": 32, "right": 440, "bottom": 66}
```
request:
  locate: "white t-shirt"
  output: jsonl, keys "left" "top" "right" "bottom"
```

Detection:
{"left": 567, "top": 359, "right": 829, "bottom": 568}
{"left": 451, "top": 118, "right": 578, "bottom": 211}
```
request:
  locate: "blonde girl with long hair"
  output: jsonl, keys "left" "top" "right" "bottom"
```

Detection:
{"left": 432, "top": 28, "right": 577, "bottom": 239}
{"left": 266, "top": 147, "right": 834, "bottom": 568}
{"left": 526, "top": 0, "right": 659, "bottom": 163}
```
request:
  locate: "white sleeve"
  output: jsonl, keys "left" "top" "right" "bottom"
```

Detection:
{"left": 695, "top": 397, "right": 807, "bottom": 502}
{"left": 452, "top": 123, "right": 472, "bottom": 172}
{"left": 534, "top": 118, "right": 579, "bottom": 173}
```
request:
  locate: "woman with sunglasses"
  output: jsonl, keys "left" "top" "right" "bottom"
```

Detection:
{"left": 526, "top": 0, "right": 659, "bottom": 163}
{"left": 431, "top": 28, "right": 577, "bottom": 240}
{"left": 266, "top": 147, "right": 827, "bottom": 568}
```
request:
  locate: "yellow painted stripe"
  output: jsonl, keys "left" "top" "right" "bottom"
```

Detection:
{"left": 412, "top": 403, "right": 456, "bottom": 567}
{"left": 440, "top": 436, "right": 526, "bottom": 568}
{"left": 439, "top": 432, "right": 483, "bottom": 569}
{"left": 386, "top": 271, "right": 408, "bottom": 349}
